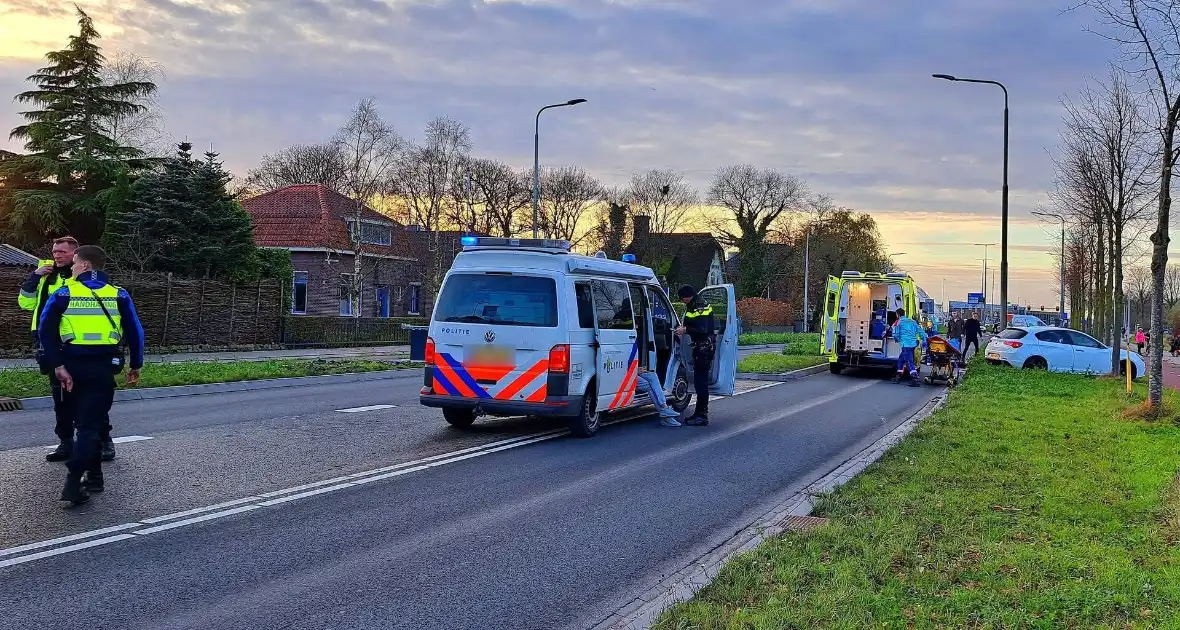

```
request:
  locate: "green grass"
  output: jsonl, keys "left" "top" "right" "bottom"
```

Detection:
{"left": 738, "top": 332, "right": 821, "bottom": 347}
{"left": 655, "top": 363, "right": 1180, "bottom": 629}
{"left": 737, "top": 353, "right": 826, "bottom": 374}
{"left": 0, "top": 359, "right": 412, "bottom": 399}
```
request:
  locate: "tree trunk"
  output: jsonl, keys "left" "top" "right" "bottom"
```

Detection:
{"left": 1111, "top": 223, "right": 1124, "bottom": 373}
{"left": 1148, "top": 116, "right": 1176, "bottom": 408}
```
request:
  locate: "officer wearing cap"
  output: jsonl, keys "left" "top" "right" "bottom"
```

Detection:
{"left": 38, "top": 245, "right": 144, "bottom": 504}
{"left": 674, "top": 285, "right": 716, "bottom": 426}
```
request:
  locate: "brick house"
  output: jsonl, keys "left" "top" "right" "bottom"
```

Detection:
{"left": 243, "top": 184, "right": 432, "bottom": 318}
{"left": 624, "top": 215, "right": 726, "bottom": 291}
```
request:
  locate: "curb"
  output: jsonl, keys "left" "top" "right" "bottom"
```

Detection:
{"left": 12, "top": 367, "right": 424, "bottom": 411}
{"left": 738, "top": 363, "right": 828, "bottom": 381}
{"left": 592, "top": 388, "right": 949, "bottom": 630}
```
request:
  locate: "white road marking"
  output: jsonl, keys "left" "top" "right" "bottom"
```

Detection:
{"left": 42, "top": 435, "right": 153, "bottom": 449}
{"left": 0, "top": 534, "right": 137, "bottom": 569}
{"left": 336, "top": 404, "right": 398, "bottom": 413}
{"left": 0, "top": 372, "right": 819, "bottom": 568}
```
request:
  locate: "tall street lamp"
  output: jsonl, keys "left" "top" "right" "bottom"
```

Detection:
{"left": 934, "top": 73, "right": 1010, "bottom": 325}
{"left": 1031, "top": 210, "right": 1066, "bottom": 320}
{"left": 532, "top": 98, "right": 587, "bottom": 238}
{"left": 974, "top": 243, "right": 996, "bottom": 301}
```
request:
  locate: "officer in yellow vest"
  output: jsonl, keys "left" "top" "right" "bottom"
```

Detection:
{"left": 18, "top": 236, "right": 117, "bottom": 462}
{"left": 674, "top": 285, "right": 716, "bottom": 426}
{"left": 38, "top": 245, "right": 144, "bottom": 504}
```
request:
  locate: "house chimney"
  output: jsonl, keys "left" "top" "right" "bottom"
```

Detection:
{"left": 633, "top": 214, "right": 651, "bottom": 242}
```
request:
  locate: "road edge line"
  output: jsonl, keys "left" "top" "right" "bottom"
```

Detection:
{"left": 592, "top": 388, "right": 949, "bottom": 630}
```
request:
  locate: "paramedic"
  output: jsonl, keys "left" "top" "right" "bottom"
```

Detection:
{"left": 891, "top": 307, "right": 927, "bottom": 387}
{"left": 38, "top": 245, "right": 144, "bottom": 504}
{"left": 675, "top": 285, "right": 715, "bottom": 427}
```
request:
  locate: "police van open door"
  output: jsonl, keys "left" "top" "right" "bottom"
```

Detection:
{"left": 590, "top": 279, "right": 639, "bottom": 412}
{"left": 695, "top": 284, "right": 738, "bottom": 396}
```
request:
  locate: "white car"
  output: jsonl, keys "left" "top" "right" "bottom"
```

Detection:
{"left": 985, "top": 326, "right": 1145, "bottom": 378}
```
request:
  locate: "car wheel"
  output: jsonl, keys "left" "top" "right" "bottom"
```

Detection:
{"left": 1023, "top": 356, "right": 1048, "bottom": 370}
{"left": 829, "top": 362, "right": 844, "bottom": 375}
{"left": 568, "top": 383, "right": 601, "bottom": 438}
{"left": 442, "top": 407, "right": 477, "bottom": 429}
{"left": 669, "top": 366, "right": 692, "bottom": 413}
{"left": 1120, "top": 362, "right": 1138, "bottom": 379}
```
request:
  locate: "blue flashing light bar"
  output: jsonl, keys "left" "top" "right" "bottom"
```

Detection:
{"left": 621, "top": 253, "right": 637, "bottom": 263}
{"left": 460, "top": 236, "right": 571, "bottom": 250}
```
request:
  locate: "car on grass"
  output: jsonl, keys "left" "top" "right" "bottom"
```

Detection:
{"left": 985, "top": 326, "right": 1145, "bottom": 378}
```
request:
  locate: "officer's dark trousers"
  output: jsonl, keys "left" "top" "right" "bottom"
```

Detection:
{"left": 63, "top": 359, "right": 116, "bottom": 479}
{"left": 692, "top": 347, "right": 712, "bottom": 419}
{"left": 50, "top": 372, "right": 112, "bottom": 446}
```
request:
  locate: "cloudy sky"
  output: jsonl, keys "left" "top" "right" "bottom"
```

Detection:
{"left": 0, "top": 0, "right": 1145, "bottom": 309}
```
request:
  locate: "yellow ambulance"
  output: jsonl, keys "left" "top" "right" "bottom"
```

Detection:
{"left": 820, "top": 271, "right": 921, "bottom": 374}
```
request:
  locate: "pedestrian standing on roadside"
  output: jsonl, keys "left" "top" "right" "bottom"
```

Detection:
{"left": 17, "top": 236, "right": 114, "bottom": 463}
{"left": 38, "top": 245, "right": 144, "bottom": 504}
{"left": 674, "top": 285, "right": 716, "bottom": 427}
{"left": 963, "top": 312, "right": 982, "bottom": 359}
{"left": 1136, "top": 327, "right": 1145, "bottom": 354}
{"left": 948, "top": 312, "right": 964, "bottom": 350}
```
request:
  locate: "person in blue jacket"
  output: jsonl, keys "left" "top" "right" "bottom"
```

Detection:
{"left": 890, "top": 307, "right": 927, "bottom": 387}
{"left": 38, "top": 245, "right": 145, "bottom": 504}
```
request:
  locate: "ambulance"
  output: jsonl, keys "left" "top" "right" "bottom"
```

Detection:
{"left": 419, "top": 237, "right": 738, "bottom": 437}
{"left": 820, "top": 271, "right": 922, "bottom": 374}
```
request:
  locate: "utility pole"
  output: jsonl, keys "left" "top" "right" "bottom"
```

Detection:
{"left": 802, "top": 226, "right": 811, "bottom": 332}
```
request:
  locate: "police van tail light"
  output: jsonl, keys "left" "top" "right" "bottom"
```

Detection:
{"left": 424, "top": 336, "right": 436, "bottom": 365}
{"left": 548, "top": 344, "right": 570, "bottom": 374}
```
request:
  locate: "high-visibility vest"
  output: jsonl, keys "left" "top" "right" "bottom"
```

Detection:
{"left": 59, "top": 280, "right": 123, "bottom": 346}
{"left": 18, "top": 260, "right": 70, "bottom": 331}
{"left": 683, "top": 304, "right": 713, "bottom": 319}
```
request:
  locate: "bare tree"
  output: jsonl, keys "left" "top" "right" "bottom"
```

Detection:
{"left": 463, "top": 157, "right": 531, "bottom": 237}
{"left": 244, "top": 143, "right": 350, "bottom": 194}
{"left": 621, "top": 168, "right": 698, "bottom": 234}
{"left": 391, "top": 116, "right": 472, "bottom": 290}
{"left": 537, "top": 165, "right": 604, "bottom": 247}
{"left": 100, "top": 50, "right": 168, "bottom": 156}
{"left": 1083, "top": 0, "right": 1180, "bottom": 406}
{"left": 706, "top": 164, "right": 808, "bottom": 298}
{"left": 334, "top": 98, "right": 403, "bottom": 318}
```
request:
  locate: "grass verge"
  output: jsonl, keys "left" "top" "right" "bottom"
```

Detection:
{"left": 738, "top": 332, "right": 820, "bottom": 347}
{"left": 0, "top": 359, "right": 413, "bottom": 399}
{"left": 737, "top": 353, "right": 825, "bottom": 374}
{"left": 655, "top": 362, "right": 1180, "bottom": 628}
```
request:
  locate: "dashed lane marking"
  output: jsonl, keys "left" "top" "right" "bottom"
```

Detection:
{"left": 336, "top": 404, "right": 398, "bottom": 413}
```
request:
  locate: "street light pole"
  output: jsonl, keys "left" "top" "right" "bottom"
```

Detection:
{"left": 532, "top": 98, "right": 587, "bottom": 238}
{"left": 802, "top": 226, "right": 810, "bottom": 332}
{"left": 974, "top": 243, "right": 996, "bottom": 300}
{"left": 935, "top": 74, "right": 1010, "bottom": 325}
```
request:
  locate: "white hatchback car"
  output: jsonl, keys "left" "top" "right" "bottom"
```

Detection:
{"left": 985, "top": 326, "right": 1145, "bottom": 378}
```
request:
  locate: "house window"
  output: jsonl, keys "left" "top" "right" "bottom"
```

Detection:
{"left": 408, "top": 284, "right": 421, "bottom": 315}
{"left": 348, "top": 221, "right": 392, "bottom": 246}
{"left": 339, "top": 274, "right": 359, "bottom": 316}
{"left": 291, "top": 271, "right": 308, "bottom": 315}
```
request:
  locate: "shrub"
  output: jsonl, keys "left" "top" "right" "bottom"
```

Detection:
{"left": 735, "top": 298, "right": 793, "bottom": 326}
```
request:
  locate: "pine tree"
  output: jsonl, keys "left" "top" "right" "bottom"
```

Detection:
{"left": 188, "top": 149, "right": 255, "bottom": 278}
{"left": 1, "top": 6, "right": 156, "bottom": 244}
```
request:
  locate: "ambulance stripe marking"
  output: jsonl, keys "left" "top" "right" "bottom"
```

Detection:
{"left": 497, "top": 359, "right": 549, "bottom": 400}
{"left": 440, "top": 353, "right": 491, "bottom": 398}
{"left": 432, "top": 369, "right": 462, "bottom": 397}
{"left": 436, "top": 360, "right": 479, "bottom": 398}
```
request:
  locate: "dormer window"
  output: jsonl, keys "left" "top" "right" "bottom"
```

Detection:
{"left": 348, "top": 220, "right": 392, "bottom": 246}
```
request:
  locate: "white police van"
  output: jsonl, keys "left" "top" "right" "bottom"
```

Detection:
{"left": 419, "top": 237, "right": 738, "bottom": 437}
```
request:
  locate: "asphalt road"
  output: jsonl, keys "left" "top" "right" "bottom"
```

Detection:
{"left": 0, "top": 366, "right": 939, "bottom": 630}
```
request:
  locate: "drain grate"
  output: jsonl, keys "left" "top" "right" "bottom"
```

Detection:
{"left": 0, "top": 397, "right": 23, "bottom": 412}
{"left": 778, "top": 515, "right": 830, "bottom": 532}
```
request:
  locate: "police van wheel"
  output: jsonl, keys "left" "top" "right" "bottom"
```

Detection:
{"left": 568, "top": 387, "right": 600, "bottom": 438}
{"left": 442, "top": 407, "right": 477, "bottom": 429}
{"left": 669, "top": 366, "right": 692, "bottom": 413}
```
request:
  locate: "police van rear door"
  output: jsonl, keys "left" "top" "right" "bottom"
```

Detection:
{"left": 430, "top": 272, "right": 559, "bottom": 402}
{"left": 697, "top": 284, "right": 738, "bottom": 396}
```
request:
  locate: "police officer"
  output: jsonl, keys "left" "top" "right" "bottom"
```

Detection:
{"left": 38, "top": 245, "right": 144, "bottom": 504}
{"left": 675, "top": 285, "right": 716, "bottom": 427}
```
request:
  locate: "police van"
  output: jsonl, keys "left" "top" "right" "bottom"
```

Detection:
{"left": 419, "top": 237, "right": 738, "bottom": 437}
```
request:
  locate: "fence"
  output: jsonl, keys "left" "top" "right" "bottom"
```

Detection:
{"left": 0, "top": 266, "right": 285, "bottom": 353}
{"left": 279, "top": 316, "right": 429, "bottom": 347}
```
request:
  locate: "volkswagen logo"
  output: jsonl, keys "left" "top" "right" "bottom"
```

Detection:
{"left": 484, "top": 330, "right": 496, "bottom": 343}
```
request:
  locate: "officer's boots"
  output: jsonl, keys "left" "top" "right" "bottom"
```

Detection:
{"left": 45, "top": 441, "right": 71, "bottom": 462}
{"left": 82, "top": 470, "right": 105, "bottom": 493}
{"left": 60, "top": 474, "right": 90, "bottom": 505}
